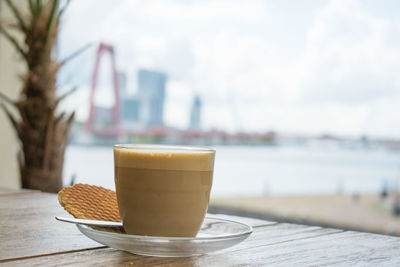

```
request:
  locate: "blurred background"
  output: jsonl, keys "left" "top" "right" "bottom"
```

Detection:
{"left": 1, "top": 0, "right": 400, "bottom": 235}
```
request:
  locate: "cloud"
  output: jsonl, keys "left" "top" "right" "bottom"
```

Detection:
{"left": 126, "top": 0, "right": 268, "bottom": 24}
{"left": 298, "top": 0, "right": 400, "bottom": 105}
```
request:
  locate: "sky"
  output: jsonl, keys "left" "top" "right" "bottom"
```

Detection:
{"left": 58, "top": 0, "right": 400, "bottom": 138}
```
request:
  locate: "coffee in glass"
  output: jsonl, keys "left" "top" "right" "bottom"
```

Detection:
{"left": 114, "top": 144, "right": 215, "bottom": 237}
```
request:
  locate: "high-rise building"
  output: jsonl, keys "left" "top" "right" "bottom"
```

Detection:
{"left": 121, "top": 98, "right": 140, "bottom": 128}
{"left": 189, "top": 95, "right": 202, "bottom": 129}
{"left": 137, "top": 69, "right": 167, "bottom": 126}
{"left": 118, "top": 72, "right": 127, "bottom": 98}
{"left": 118, "top": 72, "right": 140, "bottom": 129}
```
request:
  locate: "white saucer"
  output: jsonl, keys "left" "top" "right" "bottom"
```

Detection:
{"left": 77, "top": 217, "right": 253, "bottom": 257}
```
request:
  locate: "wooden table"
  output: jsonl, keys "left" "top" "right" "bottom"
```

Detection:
{"left": 1, "top": 188, "right": 400, "bottom": 266}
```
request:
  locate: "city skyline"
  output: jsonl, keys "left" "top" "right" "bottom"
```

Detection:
{"left": 91, "top": 67, "right": 205, "bottom": 131}
{"left": 58, "top": 0, "right": 400, "bottom": 138}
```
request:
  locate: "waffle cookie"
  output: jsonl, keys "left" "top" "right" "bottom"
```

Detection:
{"left": 58, "top": 184, "right": 124, "bottom": 233}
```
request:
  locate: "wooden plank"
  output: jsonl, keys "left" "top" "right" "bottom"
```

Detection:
{"left": 251, "top": 230, "right": 400, "bottom": 266}
{"left": 16, "top": 227, "right": 396, "bottom": 267}
{"left": 149, "top": 229, "right": 400, "bottom": 267}
{"left": 0, "top": 190, "right": 273, "bottom": 263}
{"left": 0, "top": 187, "right": 38, "bottom": 196}
{"left": 0, "top": 192, "right": 104, "bottom": 261}
{"left": 3, "top": 223, "right": 343, "bottom": 266}
{"left": 195, "top": 230, "right": 400, "bottom": 267}
{"left": 207, "top": 213, "right": 276, "bottom": 227}
{"left": 3, "top": 190, "right": 399, "bottom": 266}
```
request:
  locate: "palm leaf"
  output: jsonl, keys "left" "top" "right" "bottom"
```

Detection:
{"left": 45, "top": 0, "right": 59, "bottom": 48}
{"left": 29, "top": 0, "right": 41, "bottom": 19}
{"left": 0, "top": 102, "right": 19, "bottom": 135}
{"left": 55, "top": 86, "right": 77, "bottom": 106}
{"left": 37, "top": 0, "right": 43, "bottom": 15}
{"left": 0, "top": 91, "right": 16, "bottom": 106}
{"left": 28, "top": 0, "right": 36, "bottom": 17}
{"left": 0, "top": 26, "right": 27, "bottom": 59}
{"left": 59, "top": 43, "right": 93, "bottom": 66}
{"left": 47, "top": 0, "right": 59, "bottom": 32}
{"left": 58, "top": 0, "right": 71, "bottom": 17}
{"left": 4, "top": 0, "right": 26, "bottom": 32}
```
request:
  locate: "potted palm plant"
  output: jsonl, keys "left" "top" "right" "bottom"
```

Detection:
{"left": 0, "top": 0, "right": 89, "bottom": 192}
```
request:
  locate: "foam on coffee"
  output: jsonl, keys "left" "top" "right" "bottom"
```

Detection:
{"left": 114, "top": 145, "right": 215, "bottom": 171}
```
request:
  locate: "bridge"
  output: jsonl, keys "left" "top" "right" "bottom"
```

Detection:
{"left": 84, "top": 43, "right": 121, "bottom": 136}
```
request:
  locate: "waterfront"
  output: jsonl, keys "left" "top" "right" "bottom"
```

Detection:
{"left": 63, "top": 144, "right": 400, "bottom": 197}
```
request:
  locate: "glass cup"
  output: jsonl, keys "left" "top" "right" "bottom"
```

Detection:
{"left": 114, "top": 144, "right": 216, "bottom": 237}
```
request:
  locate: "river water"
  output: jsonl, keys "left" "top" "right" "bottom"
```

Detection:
{"left": 63, "top": 144, "right": 400, "bottom": 197}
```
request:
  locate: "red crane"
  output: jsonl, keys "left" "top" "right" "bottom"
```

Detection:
{"left": 85, "top": 43, "right": 120, "bottom": 136}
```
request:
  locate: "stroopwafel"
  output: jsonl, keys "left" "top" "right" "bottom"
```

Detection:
{"left": 58, "top": 184, "right": 124, "bottom": 233}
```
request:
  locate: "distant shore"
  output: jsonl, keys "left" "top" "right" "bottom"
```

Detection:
{"left": 209, "top": 194, "right": 400, "bottom": 236}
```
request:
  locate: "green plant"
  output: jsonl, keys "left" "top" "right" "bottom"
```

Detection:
{"left": 0, "top": 0, "right": 89, "bottom": 192}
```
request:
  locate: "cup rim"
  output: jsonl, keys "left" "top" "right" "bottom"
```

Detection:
{"left": 113, "top": 144, "right": 216, "bottom": 153}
